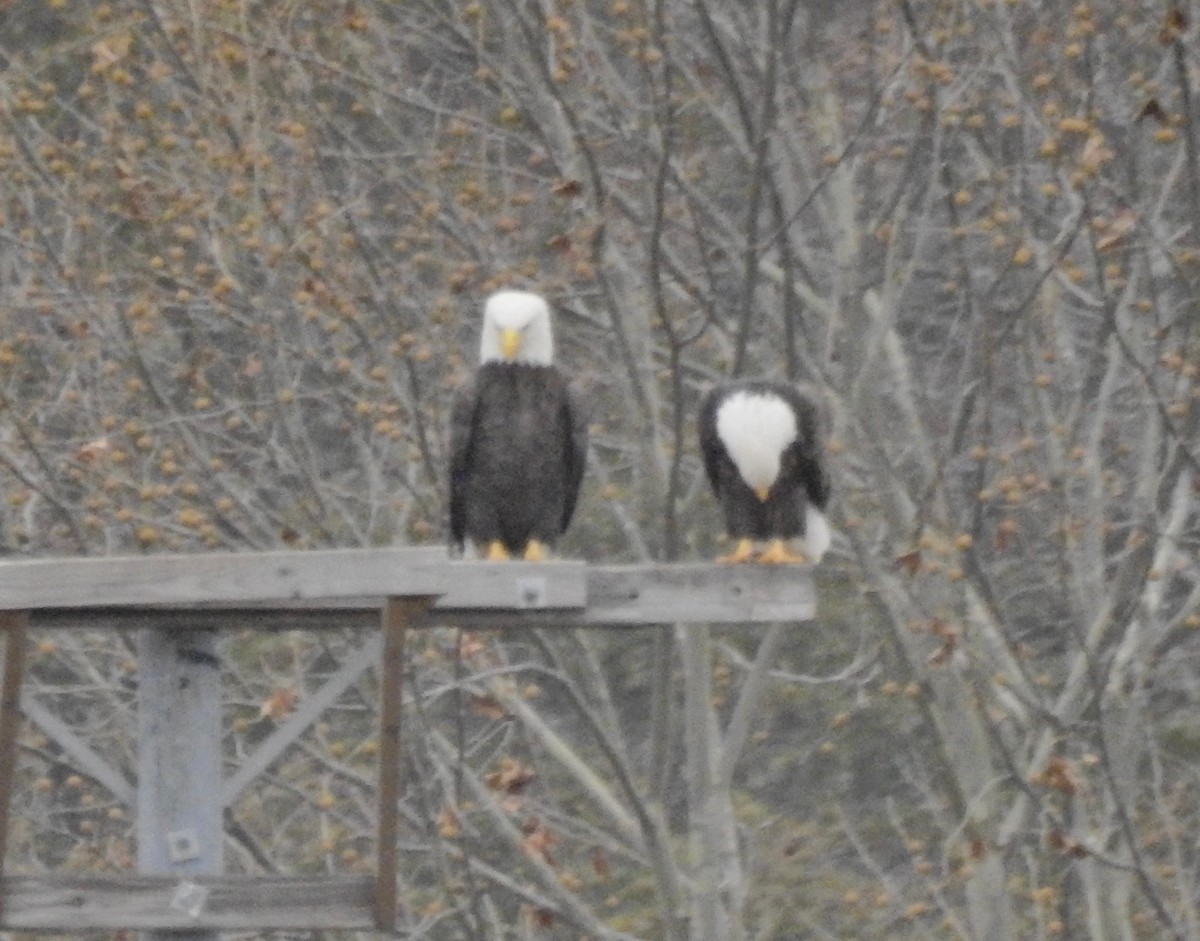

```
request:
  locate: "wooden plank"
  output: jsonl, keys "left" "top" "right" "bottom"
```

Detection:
{"left": 19, "top": 562, "right": 813, "bottom": 628}
{"left": 20, "top": 559, "right": 586, "bottom": 626}
{"left": 439, "top": 563, "right": 816, "bottom": 626}
{"left": 0, "top": 547, "right": 449, "bottom": 609}
{"left": 0, "top": 874, "right": 374, "bottom": 930}
{"left": 584, "top": 563, "right": 816, "bottom": 623}
{"left": 136, "top": 628, "right": 222, "bottom": 927}
{"left": 375, "top": 596, "right": 432, "bottom": 930}
{"left": 0, "top": 612, "right": 28, "bottom": 911}
{"left": 434, "top": 560, "right": 586, "bottom": 609}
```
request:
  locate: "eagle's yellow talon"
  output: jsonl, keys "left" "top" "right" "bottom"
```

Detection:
{"left": 485, "top": 541, "right": 511, "bottom": 561}
{"left": 718, "top": 538, "right": 757, "bottom": 564}
{"left": 523, "top": 540, "right": 546, "bottom": 562}
{"left": 758, "top": 539, "right": 808, "bottom": 564}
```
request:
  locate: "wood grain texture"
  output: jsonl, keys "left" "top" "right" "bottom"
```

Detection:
{"left": 0, "top": 613, "right": 28, "bottom": 913}
{"left": 136, "top": 629, "right": 222, "bottom": 876}
{"left": 20, "top": 561, "right": 813, "bottom": 627}
{"left": 0, "top": 874, "right": 374, "bottom": 929}
{"left": 0, "top": 547, "right": 450, "bottom": 608}
{"left": 438, "top": 563, "right": 816, "bottom": 626}
{"left": 374, "top": 597, "right": 431, "bottom": 931}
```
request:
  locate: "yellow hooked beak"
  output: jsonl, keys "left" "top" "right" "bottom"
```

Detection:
{"left": 500, "top": 328, "right": 522, "bottom": 360}
{"left": 755, "top": 486, "right": 771, "bottom": 502}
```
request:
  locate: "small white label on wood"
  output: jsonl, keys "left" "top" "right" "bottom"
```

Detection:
{"left": 170, "top": 880, "right": 209, "bottom": 918}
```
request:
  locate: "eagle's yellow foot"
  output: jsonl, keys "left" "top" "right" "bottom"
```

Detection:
{"left": 718, "top": 538, "right": 757, "bottom": 564}
{"left": 758, "top": 539, "right": 808, "bottom": 565}
{"left": 485, "top": 541, "right": 511, "bottom": 561}
{"left": 522, "top": 540, "right": 546, "bottom": 562}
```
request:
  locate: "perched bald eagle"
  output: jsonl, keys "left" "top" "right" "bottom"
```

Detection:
{"left": 449, "top": 291, "right": 588, "bottom": 561}
{"left": 699, "top": 379, "right": 831, "bottom": 564}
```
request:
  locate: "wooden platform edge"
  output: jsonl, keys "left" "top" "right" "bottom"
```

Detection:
{"left": 0, "top": 874, "right": 375, "bottom": 930}
{"left": 18, "top": 561, "right": 816, "bottom": 627}
{"left": 0, "top": 547, "right": 455, "bottom": 610}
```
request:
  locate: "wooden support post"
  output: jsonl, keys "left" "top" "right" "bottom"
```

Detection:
{"left": 137, "top": 627, "right": 221, "bottom": 941}
{"left": 0, "top": 612, "right": 29, "bottom": 911}
{"left": 375, "top": 597, "right": 431, "bottom": 931}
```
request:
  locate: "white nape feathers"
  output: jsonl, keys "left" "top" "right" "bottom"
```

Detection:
{"left": 479, "top": 290, "right": 554, "bottom": 365}
{"left": 699, "top": 378, "right": 832, "bottom": 564}
{"left": 714, "top": 390, "right": 798, "bottom": 494}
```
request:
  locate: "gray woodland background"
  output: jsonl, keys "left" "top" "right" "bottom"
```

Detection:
{"left": 2, "top": 0, "right": 1200, "bottom": 938}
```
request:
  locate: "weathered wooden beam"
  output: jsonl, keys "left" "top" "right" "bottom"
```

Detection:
{"left": 0, "top": 612, "right": 28, "bottom": 918}
{"left": 0, "top": 874, "right": 374, "bottom": 930}
{"left": 435, "top": 560, "right": 586, "bottom": 609}
{"left": 0, "top": 547, "right": 450, "bottom": 609}
{"left": 22, "top": 562, "right": 814, "bottom": 628}
{"left": 137, "top": 628, "right": 223, "bottom": 941}
{"left": 375, "top": 597, "right": 432, "bottom": 931}
{"left": 437, "top": 563, "right": 816, "bottom": 626}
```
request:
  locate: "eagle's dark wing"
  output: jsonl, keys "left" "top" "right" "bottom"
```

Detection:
{"left": 697, "top": 386, "right": 727, "bottom": 494}
{"left": 448, "top": 375, "right": 479, "bottom": 549}
{"left": 786, "top": 384, "right": 832, "bottom": 509}
{"left": 560, "top": 380, "right": 589, "bottom": 532}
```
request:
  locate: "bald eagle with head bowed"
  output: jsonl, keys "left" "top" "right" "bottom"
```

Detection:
{"left": 699, "top": 379, "right": 831, "bottom": 564}
{"left": 449, "top": 290, "right": 588, "bottom": 561}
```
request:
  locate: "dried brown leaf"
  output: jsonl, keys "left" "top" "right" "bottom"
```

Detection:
{"left": 1160, "top": 8, "right": 1188, "bottom": 44}
{"left": 520, "top": 817, "right": 556, "bottom": 864}
{"left": 436, "top": 804, "right": 460, "bottom": 839}
{"left": 91, "top": 34, "right": 133, "bottom": 72}
{"left": 76, "top": 438, "right": 111, "bottom": 464}
{"left": 259, "top": 686, "right": 299, "bottom": 721}
{"left": 590, "top": 846, "right": 611, "bottom": 880}
{"left": 1096, "top": 210, "right": 1137, "bottom": 251}
{"left": 469, "top": 694, "right": 509, "bottom": 720}
{"left": 1079, "top": 134, "right": 1113, "bottom": 173}
{"left": 485, "top": 756, "right": 536, "bottom": 794}
{"left": 1137, "top": 99, "right": 1169, "bottom": 124}
{"left": 551, "top": 178, "right": 584, "bottom": 198}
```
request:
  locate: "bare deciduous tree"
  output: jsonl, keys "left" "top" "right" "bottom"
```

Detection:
{"left": 1, "top": 0, "right": 1198, "bottom": 938}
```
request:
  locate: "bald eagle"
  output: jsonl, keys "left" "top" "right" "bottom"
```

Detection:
{"left": 699, "top": 379, "right": 831, "bottom": 564}
{"left": 449, "top": 291, "right": 588, "bottom": 561}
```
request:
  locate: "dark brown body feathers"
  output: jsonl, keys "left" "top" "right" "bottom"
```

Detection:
{"left": 449, "top": 363, "right": 587, "bottom": 554}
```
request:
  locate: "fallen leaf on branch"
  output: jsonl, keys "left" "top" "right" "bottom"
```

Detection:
{"left": 260, "top": 687, "right": 298, "bottom": 721}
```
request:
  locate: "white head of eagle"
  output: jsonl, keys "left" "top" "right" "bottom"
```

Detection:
{"left": 714, "top": 391, "right": 798, "bottom": 497}
{"left": 699, "top": 379, "right": 832, "bottom": 564}
{"left": 449, "top": 290, "right": 588, "bottom": 563}
{"left": 480, "top": 290, "right": 554, "bottom": 365}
